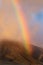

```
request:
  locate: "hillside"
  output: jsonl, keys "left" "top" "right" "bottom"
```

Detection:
{"left": 0, "top": 40, "right": 43, "bottom": 65}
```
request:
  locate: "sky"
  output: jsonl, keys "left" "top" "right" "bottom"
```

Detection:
{"left": 0, "top": 0, "right": 43, "bottom": 48}
{"left": 20, "top": 0, "right": 43, "bottom": 48}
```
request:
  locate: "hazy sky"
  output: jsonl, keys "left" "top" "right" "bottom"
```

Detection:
{"left": 20, "top": 0, "right": 43, "bottom": 48}
{"left": 0, "top": 0, "right": 43, "bottom": 48}
{"left": 0, "top": 0, "right": 22, "bottom": 42}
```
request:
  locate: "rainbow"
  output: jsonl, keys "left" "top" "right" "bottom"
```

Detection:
{"left": 11, "top": 0, "right": 32, "bottom": 54}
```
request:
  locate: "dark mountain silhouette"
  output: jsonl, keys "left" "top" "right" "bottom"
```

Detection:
{"left": 0, "top": 39, "right": 43, "bottom": 65}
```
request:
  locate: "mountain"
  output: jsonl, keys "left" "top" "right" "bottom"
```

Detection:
{"left": 0, "top": 39, "right": 43, "bottom": 65}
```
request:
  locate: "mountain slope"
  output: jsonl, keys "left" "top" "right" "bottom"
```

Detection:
{"left": 0, "top": 40, "right": 43, "bottom": 65}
